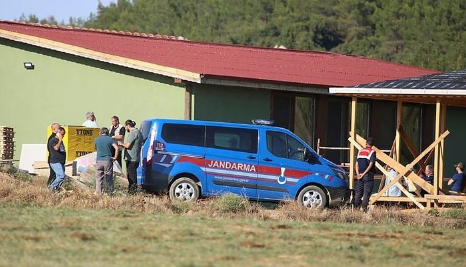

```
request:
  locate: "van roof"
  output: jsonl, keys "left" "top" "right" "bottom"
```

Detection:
{"left": 143, "top": 118, "right": 282, "bottom": 130}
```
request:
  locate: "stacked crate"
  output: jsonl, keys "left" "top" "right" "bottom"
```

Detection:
{"left": 0, "top": 126, "right": 14, "bottom": 160}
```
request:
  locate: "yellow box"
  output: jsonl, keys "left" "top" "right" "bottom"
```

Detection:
{"left": 47, "top": 126, "right": 100, "bottom": 161}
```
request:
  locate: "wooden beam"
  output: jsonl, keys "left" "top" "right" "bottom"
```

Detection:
{"left": 374, "top": 196, "right": 428, "bottom": 203}
{"left": 374, "top": 159, "right": 424, "bottom": 209}
{"left": 378, "top": 139, "right": 396, "bottom": 192}
{"left": 439, "top": 102, "right": 447, "bottom": 190}
{"left": 349, "top": 97, "right": 357, "bottom": 190}
{"left": 433, "top": 100, "right": 441, "bottom": 196}
{"left": 396, "top": 100, "right": 403, "bottom": 161}
{"left": 0, "top": 29, "right": 202, "bottom": 83}
{"left": 349, "top": 136, "right": 430, "bottom": 207}
{"left": 352, "top": 132, "right": 449, "bottom": 204}
{"left": 399, "top": 126, "right": 426, "bottom": 172}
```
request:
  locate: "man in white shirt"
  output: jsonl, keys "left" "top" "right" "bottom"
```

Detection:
{"left": 82, "top": 111, "right": 98, "bottom": 127}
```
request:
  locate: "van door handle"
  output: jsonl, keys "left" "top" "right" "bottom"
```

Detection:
{"left": 246, "top": 155, "right": 256, "bottom": 159}
{"left": 263, "top": 158, "right": 273, "bottom": 162}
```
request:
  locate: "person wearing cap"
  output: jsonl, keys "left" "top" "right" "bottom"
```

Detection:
{"left": 82, "top": 111, "right": 98, "bottom": 127}
{"left": 94, "top": 127, "right": 119, "bottom": 195}
{"left": 448, "top": 162, "right": 466, "bottom": 194}
{"left": 354, "top": 137, "right": 376, "bottom": 211}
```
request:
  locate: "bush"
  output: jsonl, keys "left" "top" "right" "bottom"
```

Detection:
{"left": 216, "top": 193, "right": 247, "bottom": 213}
{"left": 0, "top": 165, "right": 32, "bottom": 182}
{"left": 442, "top": 208, "right": 466, "bottom": 219}
{"left": 170, "top": 200, "right": 194, "bottom": 214}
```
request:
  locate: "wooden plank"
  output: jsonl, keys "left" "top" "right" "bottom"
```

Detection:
{"left": 439, "top": 102, "right": 447, "bottom": 190}
{"left": 349, "top": 137, "right": 424, "bottom": 209}
{"left": 0, "top": 29, "right": 202, "bottom": 83}
{"left": 399, "top": 126, "right": 426, "bottom": 172}
{"left": 350, "top": 137, "right": 425, "bottom": 209}
{"left": 349, "top": 97, "right": 357, "bottom": 190}
{"left": 373, "top": 196, "right": 428, "bottom": 203}
{"left": 375, "top": 159, "right": 424, "bottom": 209}
{"left": 424, "top": 194, "right": 466, "bottom": 201}
{"left": 396, "top": 100, "right": 402, "bottom": 161}
{"left": 433, "top": 100, "right": 441, "bottom": 196}
{"left": 353, "top": 132, "right": 449, "bottom": 204}
{"left": 378, "top": 139, "right": 396, "bottom": 192}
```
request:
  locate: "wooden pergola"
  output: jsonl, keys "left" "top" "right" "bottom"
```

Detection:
{"left": 330, "top": 70, "right": 466, "bottom": 209}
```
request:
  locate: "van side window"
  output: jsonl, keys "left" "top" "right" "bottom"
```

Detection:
{"left": 162, "top": 123, "right": 205, "bottom": 146}
{"left": 206, "top": 126, "right": 258, "bottom": 153}
{"left": 266, "top": 131, "right": 306, "bottom": 160}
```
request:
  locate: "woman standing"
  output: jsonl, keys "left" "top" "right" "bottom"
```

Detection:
{"left": 118, "top": 120, "right": 143, "bottom": 193}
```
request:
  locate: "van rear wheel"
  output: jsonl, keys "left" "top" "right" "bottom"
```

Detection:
{"left": 169, "top": 177, "right": 200, "bottom": 201}
{"left": 298, "top": 185, "right": 327, "bottom": 208}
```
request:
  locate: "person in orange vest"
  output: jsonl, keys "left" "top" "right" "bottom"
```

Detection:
{"left": 354, "top": 137, "right": 376, "bottom": 211}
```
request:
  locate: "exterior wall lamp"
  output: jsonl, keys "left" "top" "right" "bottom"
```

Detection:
{"left": 23, "top": 62, "right": 34, "bottom": 70}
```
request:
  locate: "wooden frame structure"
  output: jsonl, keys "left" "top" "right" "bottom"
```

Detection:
{"left": 346, "top": 98, "right": 466, "bottom": 209}
{"left": 328, "top": 69, "right": 466, "bottom": 209}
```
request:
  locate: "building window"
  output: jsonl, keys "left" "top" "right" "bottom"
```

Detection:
{"left": 272, "top": 94, "right": 315, "bottom": 147}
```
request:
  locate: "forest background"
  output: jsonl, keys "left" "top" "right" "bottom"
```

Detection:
{"left": 19, "top": 0, "right": 466, "bottom": 72}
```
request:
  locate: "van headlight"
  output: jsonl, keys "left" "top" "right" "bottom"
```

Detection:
{"left": 330, "top": 167, "right": 349, "bottom": 182}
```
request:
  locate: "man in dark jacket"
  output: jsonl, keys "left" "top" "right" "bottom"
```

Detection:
{"left": 48, "top": 127, "right": 66, "bottom": 191}
{"left": 354, "top": 137, "right": 376, "bottom": 211}
{"left": 46, "top": 123, "right": 60, "bottom": 186}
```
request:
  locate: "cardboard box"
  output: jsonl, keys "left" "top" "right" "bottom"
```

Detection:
{"left": 47, "top": 126, "right": 100, "bottom": 161}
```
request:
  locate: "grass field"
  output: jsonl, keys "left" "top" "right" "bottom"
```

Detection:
{"left": 1, "top": 167, "right": 466, "bottom": 266}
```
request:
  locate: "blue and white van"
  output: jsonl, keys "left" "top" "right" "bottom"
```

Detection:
{"left": 137, "top": 119, "right": 349, "bottom": 208}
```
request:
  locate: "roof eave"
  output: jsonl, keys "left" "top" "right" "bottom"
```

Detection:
{"left": 329, "top": 87, "right": 466, "bottom": 96}
{"left": 201, "top": 76, "right": 329, "bottom": 94}
{"left": 0, "top": 29, "right": 202, "bottom": 83}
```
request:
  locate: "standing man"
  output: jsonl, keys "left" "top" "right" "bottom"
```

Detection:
{"left": 95, "top": 127, "right": 119, "bottom": 195}
{"left": 448, "top": 162, "right": 466, "bottom": 194}
{"left": 47, "top": 122, "right": 60, "bottom": 186}
{"left": 82, "top": 111, "right": 98, "bottom": 127}
{"left": 118, "top": 119, "right": 143, "bottom": 194}
{"left": 48, "top": 127, "right": 66, "bottom": 191}
{"left": 109, "top": 116, "right": 125, "bottom": 168}
{"left": 354, "top": 137, "right": 376, "bottom": 211}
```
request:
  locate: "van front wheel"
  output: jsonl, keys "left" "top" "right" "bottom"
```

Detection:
{"left": 169, "top": 177, "right": 200, "bottom": 201}
{"left": 298, "top": 186, "right": 327, "bottom": 208}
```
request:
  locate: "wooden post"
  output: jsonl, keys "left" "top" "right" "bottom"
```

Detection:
{"left": 396, "top": 100, "right": 403, "bottom": 161}
{"left": 349, "top": 97, "right": 357, "bottom": 190}
{"left": 439, "top": 102, "right": 447, "bottom": 190}
{"left": 184, "top": 83, "right": 192, "bottom": 120}
{"left": 434, "top": 100, "right": 441, "bottom": 196}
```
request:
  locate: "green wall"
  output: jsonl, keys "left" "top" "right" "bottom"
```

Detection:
{"left": 192, "top": 84, "right": 271, "bottom": 123}
{"left": 0, "top": 39, "right": 186, "bottom": 162}
{"left": 444, "top": 106, "right": 466, "bottom": 179}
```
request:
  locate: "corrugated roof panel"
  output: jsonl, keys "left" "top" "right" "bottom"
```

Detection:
{"left": 0, "top": 20, "right": 440, "bottom": 87}
{"left": 353, "top": 69, "right": 466, "bottom": 90}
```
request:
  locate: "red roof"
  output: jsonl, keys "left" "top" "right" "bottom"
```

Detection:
{"left": 0, "top": 20, "right": 440, "bottom": 86}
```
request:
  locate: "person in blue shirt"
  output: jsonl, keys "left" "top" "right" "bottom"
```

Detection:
{"left": 448, "top": 162, "right": 466, "bottom": 194}
{"left": 95, "top": 127, "right": 119, "bottom": 195}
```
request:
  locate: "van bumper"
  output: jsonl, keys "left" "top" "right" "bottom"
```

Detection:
{"left": 327, "top": 187, "right": 351, "bottom": 206}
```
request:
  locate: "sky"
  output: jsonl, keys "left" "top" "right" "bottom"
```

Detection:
{"left": 0, "top": 0, "right": 115, "bottom": 23}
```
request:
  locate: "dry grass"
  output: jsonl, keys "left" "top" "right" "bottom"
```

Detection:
{"left": 1, "top": 169, "right": 466, "bottom": 229}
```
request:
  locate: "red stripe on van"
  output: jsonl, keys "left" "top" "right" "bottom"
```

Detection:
{"left": 177, "top": 156, "right": 205, "bottom": 166}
